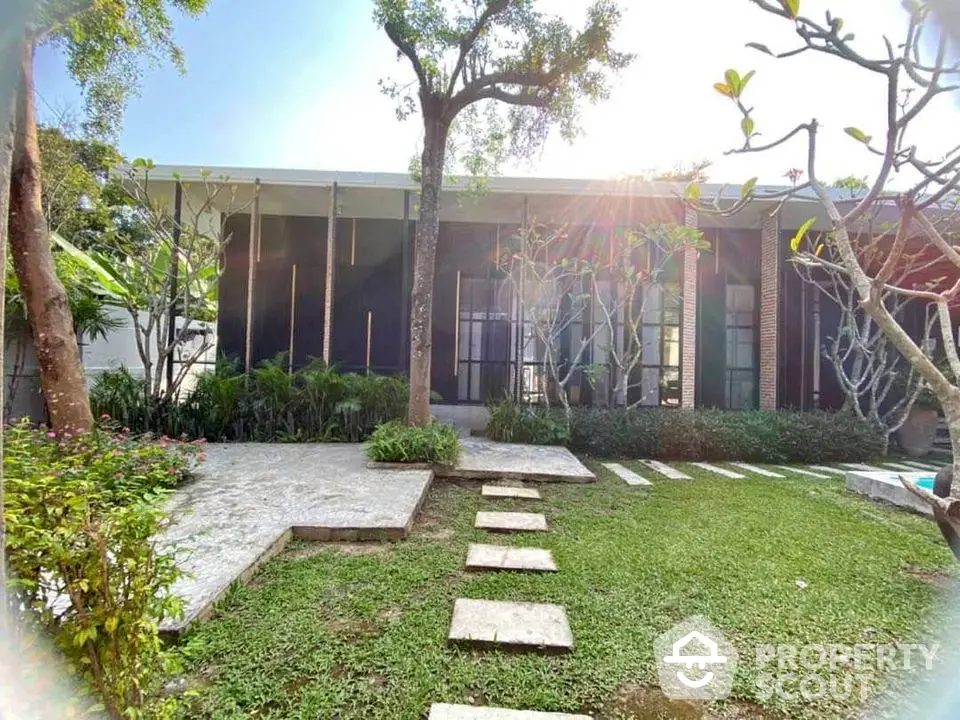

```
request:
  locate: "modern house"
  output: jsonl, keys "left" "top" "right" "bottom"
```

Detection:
{"left": 146, "top": 166, "right": 957, "bottom": 418}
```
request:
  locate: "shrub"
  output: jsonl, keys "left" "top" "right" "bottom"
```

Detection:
{"left": 367, "top": 421, "right": 461, "bottom": 465}
{"left": 3, "top": 419, "right": 201, "bottom": 718}
{"left": 90, "top": 355, "right": 409, "bottom": 443}
{"left": 487, "top": 401, "right": 886, "bottom": 463}
{"left": 485, "top": 398, "right": 570, "bottom": 445}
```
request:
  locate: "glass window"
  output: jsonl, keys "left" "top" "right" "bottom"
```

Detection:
{"left": 638, "top": 281, "right": 682, "bottom": 407}
{"left": 724, "top": 284, "right": 757, "bottom": 409}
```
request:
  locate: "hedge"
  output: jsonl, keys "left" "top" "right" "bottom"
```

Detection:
{"left": 487, "top": 402, "right": 886, "bottom": 464}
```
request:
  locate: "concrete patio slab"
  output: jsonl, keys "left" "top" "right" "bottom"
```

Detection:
{"left": 448, "top": 598, "right": 573, "bottom": 652}
{"left": 845, "top": 470, "right": 933, "bottom": 516}
{"left": 466, "top": 544, "right": 557, "bottom": 572}
{"left": 882, "top": 462, "right": 927, "bottom": 473}
{"left": 690, "top": 462, "right": 745, "bottom": 479}
{"left": 777, "top": 466, "right": 831, "bottom": 479}
{"left": 730, "top": 462, "right": 784, "bottom": 478}
{"left": 842, "top": 462, "right": 887, "bottom": 472}
{"left": 638, "top": 459, "right": 691, "bottom": 480}
{"left": 159, "top": 443, "right": 432, "bottom": 635}
{"left": 475, "top": 511, "right": 548, "bottom": 532}
{"left": 438, "top": 437, "right": 594, "bottom": 483}
{"left": 429, "top": 704, "right": 591, "bottom": 719}
{"left": 901, "top": 460, "right": 941, "bottom": 471}
{"left": 602, "top": 462, "right": 652, "bottom": 486}
{"left": 481, "top": 485, "right": 542, "bottom": 499}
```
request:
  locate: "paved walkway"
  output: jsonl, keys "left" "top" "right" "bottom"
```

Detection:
{"left": 160, "top": 443, "right": 432, "bottom": 634}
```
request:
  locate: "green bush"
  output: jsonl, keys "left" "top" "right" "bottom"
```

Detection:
{"left": 487, "top": 401, "right": 886, "bottom": 463}
{"left": 3, "top": 419, "right": 201, "bottom": 718}
{"left": 485, "top": 398, "right": 570, "bottom": 445}
{"left": 367, "top": 421, "right": 461, "bottom": 465}
{"left": 90, "top": 355, "right": 409, "bottom": 442}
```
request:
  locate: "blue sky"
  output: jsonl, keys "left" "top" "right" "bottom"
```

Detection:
{"left": 34, "top": 0, "right": 960, "bottom": 185}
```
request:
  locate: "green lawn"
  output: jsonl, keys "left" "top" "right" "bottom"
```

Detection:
{"left": 175, "top": 462, "right": 955, "bottom": 719}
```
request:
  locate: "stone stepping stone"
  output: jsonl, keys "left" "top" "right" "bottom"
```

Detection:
{"left": 901, "top": 460, "right": 941, "bottom": 471}
{"left": 448, "top": 598, "right": 573, "bottom": 653}
{"left": 882, "top": 462, "right": 929, "bottom": 473}
{"left": 690, "top": 462, "right": 745, "bottom": 479}
{"left": 777, "top": 465, "right": 831, "bottom": 479}
{"left": 730, "top": 462, "right": 784, "bottom": 478}
{"left": 466, "top": 544, "right": 557, "bottom": 573}
{"left": 481, "top": 485, "right": 542, "bottom": 500}
{"left": 841, "top": 462, "right": 886, "bottom": 472}
{"left": 638, "top": 459, "right": 691, "bottom": 480}
{"left": 475, "top": 511, "right": 548, "bottom": 533}
{"left": 602, "top": 462, "right": 652, "bottom": 486}
{"left": 809, "top": 465, "right": 846, "bottom": 476}
{"left": 429, "top": 703, "right": 592, "bottom": 719}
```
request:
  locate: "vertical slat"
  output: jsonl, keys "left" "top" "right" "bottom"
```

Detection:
{"left": 366, "top": 310, "right": 373, "bottom": 374}
{"left": 322, "top": 182, "right": 338, "bottom": 364}
{"left": 454, "top": 270, "right": 461, "bottom": 376}
{"left": 288, "top": 264, "right": 297, "bottom": 374}
{"left": 351, "top": 218, "right": 356, "bottom": 266}
{"left": 166, "top": 180, "right": 183, "bottom": 390}
{"left": 244, "top": 178, "right": 261, "bottom": 376}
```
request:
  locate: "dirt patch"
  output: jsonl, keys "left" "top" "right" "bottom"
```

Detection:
{"left": 380, "top": 606, "right": 403, "bottom": 622}
{"left": 285, "top": 542, "right": 393, "bottom": 560}
{"left": 364, "top": 674, "right": 388, "bottom": 689}
{"left": 903, "top": 565, "right": 953, "bottom": 588}
{"left": 326, "top": 618, "right": 378, "bottom": 639}
{"left": 603, "top": 684, "right": 781, "bottom": 720}
{"left": 283, "top": 676, "right": 313, "bottom": 697}
{"left": 419, "top": 527, "right": 456, "bottom": 541}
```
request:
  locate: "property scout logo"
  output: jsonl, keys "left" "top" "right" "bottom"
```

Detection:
{"left": 655, "top": 616, "right": 940, "bottom": 703}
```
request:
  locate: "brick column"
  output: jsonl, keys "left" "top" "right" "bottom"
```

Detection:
{"left": 681, "top": 206, "right": 698, "bottom": 408}
{"left": 759, "top": 209, "right": 780, "bottom": 410}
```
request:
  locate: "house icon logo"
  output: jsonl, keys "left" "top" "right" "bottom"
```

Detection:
{"left": 655, "top": 616, "right": 737, "bottom": 700}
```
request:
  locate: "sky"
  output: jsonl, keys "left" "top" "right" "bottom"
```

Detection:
{"left": 32, "top": 0, "right": 960, "bottom": 186}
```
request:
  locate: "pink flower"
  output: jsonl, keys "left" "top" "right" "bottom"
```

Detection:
{"left": 46, "top": 431, "right": 56, "bottom": 439}
{"left": 100, "top": 413, "right": 110, "bottom": 420}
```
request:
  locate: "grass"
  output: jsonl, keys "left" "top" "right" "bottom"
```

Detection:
{"left": 175, "top": 461, "right": 956, "bottom": 719}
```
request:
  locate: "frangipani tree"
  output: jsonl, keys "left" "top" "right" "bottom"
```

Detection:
{"left": 692, "top": 0, "right": 960, "bottom": 556}
{"left": 374, "top": 0, "right": 634, "bottom": 426}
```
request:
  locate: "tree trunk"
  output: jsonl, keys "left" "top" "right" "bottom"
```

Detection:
{"left": 407, "top": 113, "right": 448, "bottom": 427}
{"left": 8, "top": 39, "right": 92, "bottom": 432}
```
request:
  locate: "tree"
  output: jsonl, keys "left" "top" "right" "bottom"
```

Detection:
{"left": 695, "top": 0, "right": 960, "bottom": 555}
{"left": 503, "top": 221, "right": 703, "bottom": 416}
{"left": 374, "top": 0, "right": 634, "bottom": 426}
{"left": 7, "top": 0, "right": 207, "bottom": 432}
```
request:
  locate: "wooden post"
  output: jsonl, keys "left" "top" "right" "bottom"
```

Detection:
{"left": 288, "top": 263, "right": 297, "bottom": 374}
{"left": 322, "top": 182, "right": 338, "bottom": 365}
{"left": 243, "top": 178, "right": 261, "bottom": 376}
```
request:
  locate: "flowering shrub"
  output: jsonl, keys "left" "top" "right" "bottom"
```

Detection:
{"left": 3, "top": 419, "right": 202, "bottom": 718}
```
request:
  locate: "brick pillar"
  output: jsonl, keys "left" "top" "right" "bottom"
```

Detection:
{"left": 681, "top": 206, "right": 698, "bottom": 408}
{"left": 759, "top": 209, "right": 780, "bottom": 410}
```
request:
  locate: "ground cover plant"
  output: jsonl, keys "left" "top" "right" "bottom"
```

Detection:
{"left": 174, "top": 462, "right": 953, "bottom": 719}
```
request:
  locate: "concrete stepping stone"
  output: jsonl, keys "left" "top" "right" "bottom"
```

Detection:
{"left": 841, "top": 462, "right": 886, "bottom": 472}
{"left": 777, "top": 465, "right": 831, "bottom": 479}
{"left": 809, "top": 465, "right": 846, "bottom": 476}
{"left": 690, "top": 462, "right": 745, "bottom": 479}
{"left": 638, "top": 459, "right": 691, "bottom": 480}
{"left": 448, "top": 598, "right": 573, "bottom": 653}
{"left": 602, "top": 462, "right": 652, "bottom": 486}
{"left": 466, "top": 544, "right": 557, "bottom": 573}
{"left": 730, "top": 462, "right": 784, "bottom": 478}
{"left": 429, "top": 704, "right": 591, "bottom": 719}
{"left": 475, "top": 511, "right": 548, "bottom": 533}
{"left": 481, "top": 485, "right": 542, "bottom": 500}
{"left": 901, "top": 460, "right": 941, "bottom": 471}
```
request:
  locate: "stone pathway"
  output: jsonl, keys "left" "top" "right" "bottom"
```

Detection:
{"left": 448, "top": 598, "right": 573, "bottom": 653}
{"left": 429, "top": 704, "right": 590, "bottom": 719}
{"left": 638, "top": 459, "right": 691, "bottom": 480}
{"left": 809, "top": 465, "right": 846, "bottom": 476}
{"left": 841, "top": 462, "right": 887, "bottom": 472}
{"left": 882, "top": 462, "right": 928, "bottom": 473}
{"left": 690, "top": 462, "right": 745, "bottom": 479}
{"left": 777, "top": 465, "right": 831, "bottom": 479}
{"left": 481, "top": 484, "right": 542, "bottom": 499}
{"left": 730, "top": 462, "right": 784, "bottom": 478}
{"left": 475, "top": 511, "right": 548, "bottom": 532}
{"left": 466, "top": 544, "right": 557, "bottom": 572}
{"left": 601, "top": 462, "right": 651, "bottom": 486}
